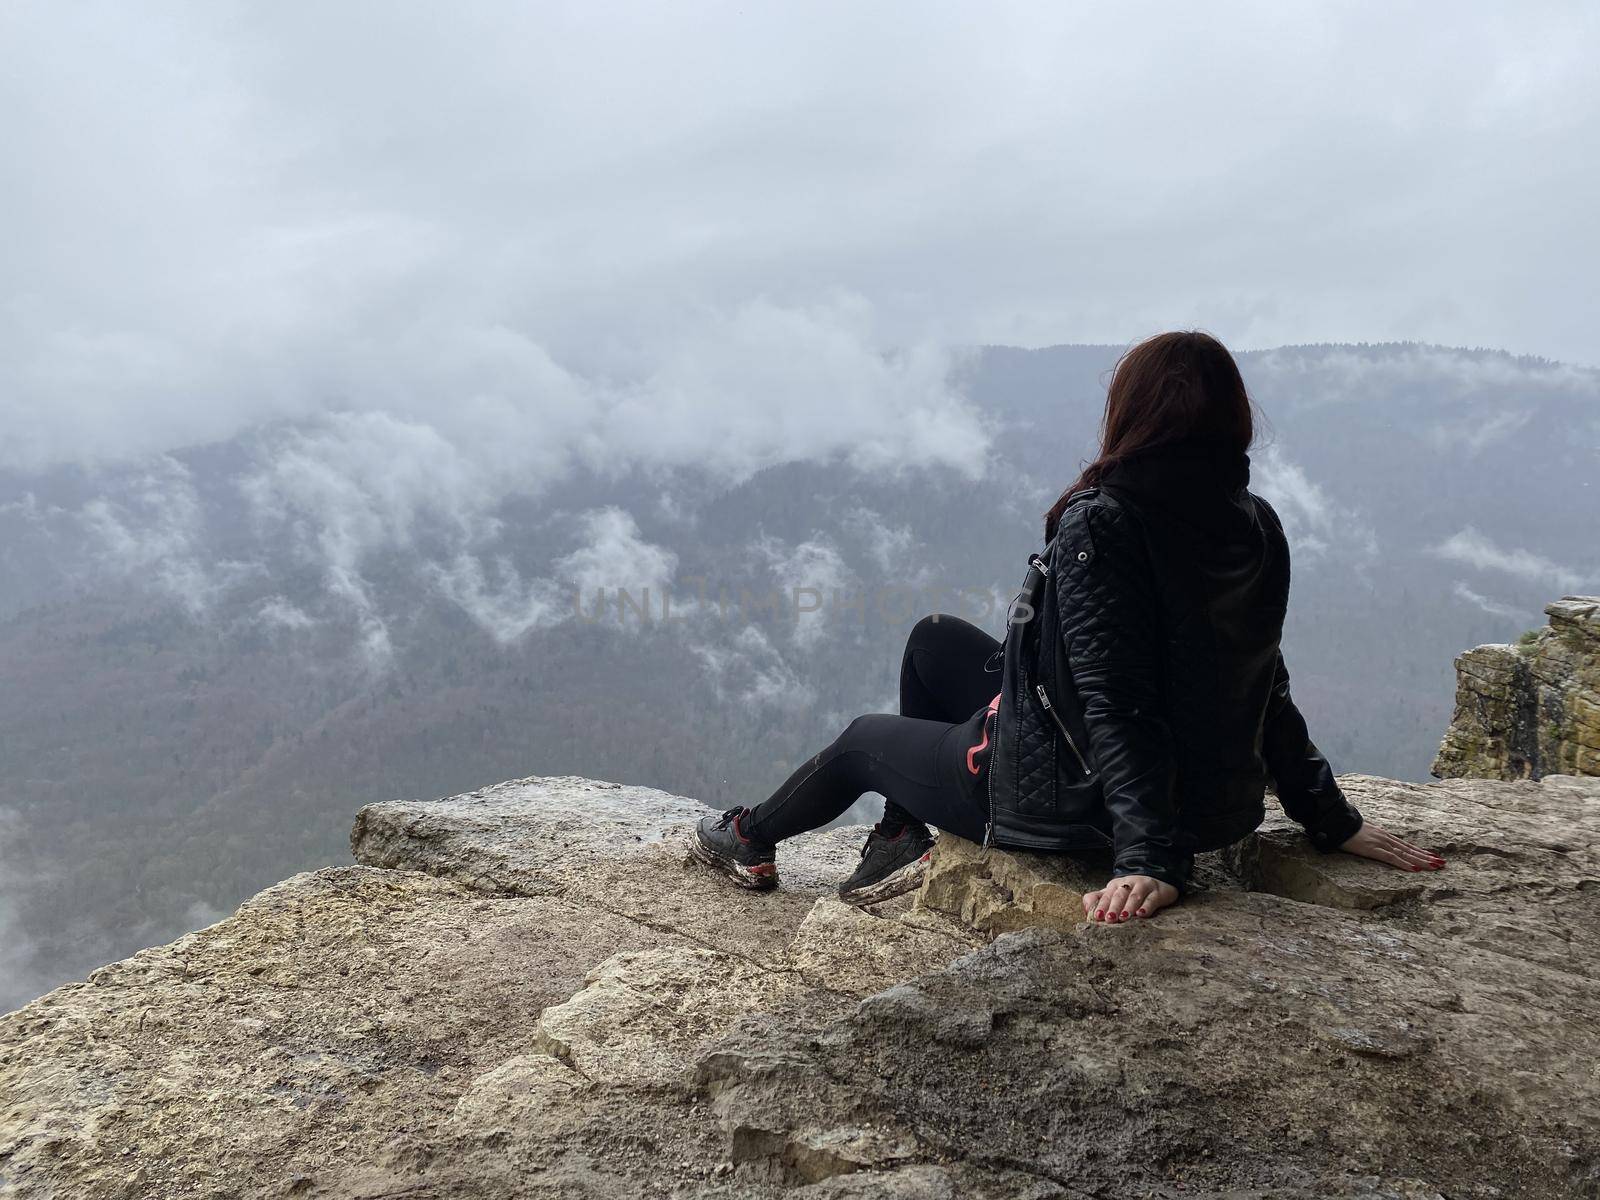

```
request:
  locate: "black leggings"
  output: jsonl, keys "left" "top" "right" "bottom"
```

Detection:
{"left": 743, "top": 614, "right": 1000, "bottom": 844}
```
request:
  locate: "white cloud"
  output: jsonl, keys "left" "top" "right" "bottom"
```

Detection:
{"left": 1252, "top": 447, "right": 1379, "bottom": 563}
{"left": 844, "top": 508, "right": 921, "bottom": 577}
{"left": 79, "top": 457, "right": 259, "bottom": 615}
{"left": 255, "top": 597, "right": 317, "bottom": 630}
{"left": 3, "top": 1, "right": 1599, "bottom": 480}
{"left": 434, "top": 508, "right": 677, "bottom": 643}
{"left": 692, "top": 625, "right": 816, "bottom": 711}
{"left": 1430, "top": 527, "right": 1590, "bottom": 591}
{"left": 556, "top": 508, "right": 679, "bottom": 628}
{"left": 753, "top": 535, "right": 855, "bottom": 649}
{"left": 1427, "top": 406, "right": 1536, "bottom": 455}
{"left": 431, "top": 554, "right": 563, "bottom": 644}
{"left": 1251, "top": 345, "right": 1600, "bottom": 411}
{"left": 1451, "top": 581, "right": 1529, "bottom": 622}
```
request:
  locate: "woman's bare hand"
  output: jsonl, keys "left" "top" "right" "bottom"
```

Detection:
{"left": 1082, "top": 874, "right": 1180, "bottom": 923}
{"left": 1339, "top": 822, "right": 1445, "bottom": 871}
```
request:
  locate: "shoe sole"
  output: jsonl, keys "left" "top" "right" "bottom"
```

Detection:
{"left": 838, "top": 848, "right": 933, "bottom": 907}
{"left": 689, "top": 834, "right": 779, "bottom": 891}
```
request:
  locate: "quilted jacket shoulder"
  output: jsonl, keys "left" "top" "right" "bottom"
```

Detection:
{"left": 1049, "top": 498, "right": 1164, "bottom": 669}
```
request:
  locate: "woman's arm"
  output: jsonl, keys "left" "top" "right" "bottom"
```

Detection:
{"left": 1261, "top": 651, "right": 1364, "bottom": 850}
{"left": 1266, "top": 653, "right": 1445, "bottom": 871}
{"left": 1052, "top": 503, "right": 1190, "bottom": 913}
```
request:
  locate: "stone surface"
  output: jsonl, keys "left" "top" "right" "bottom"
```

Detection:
{"left": 4, "top": 764, "right": 1600, "bottom": 1198}
{"left": 0, "top": 777, "right": 945, "bottom": 1200}
{"left": 348, "top": 773, "right": 869, "bottom": 971}
{"left": 702, "top": 899, "right": 1600, "bottom": 1197}
{"left": 1229, "top": 771, "right": 1600, "bottom": 973}
{"left": 1434, "top": 594, "right": 1600, "bottom": 780}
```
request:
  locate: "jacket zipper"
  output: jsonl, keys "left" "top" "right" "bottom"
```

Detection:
{"left": 1035, "top": 682, "right": 1092, "bottom": 776}
{"left": 982, "top": 702, "right": 996, "bottom": 848}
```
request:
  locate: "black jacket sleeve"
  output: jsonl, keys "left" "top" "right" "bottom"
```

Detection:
{"left": 1262, "top": 652, "right": 1363, "bottom": 851}
{"left": 1053, "top": 503, "right": 1191, "bottom": 891}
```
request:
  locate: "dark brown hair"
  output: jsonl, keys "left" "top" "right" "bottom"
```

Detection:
{"left": 1044, "top": 331, "right": 1255, "bottom": 541}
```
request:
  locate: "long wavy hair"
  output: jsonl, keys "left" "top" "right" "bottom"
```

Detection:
{"left": 1044, "top": 331, "right": 1256, "bottom": 541}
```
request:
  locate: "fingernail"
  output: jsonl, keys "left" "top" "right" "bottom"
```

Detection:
{"left": 1136, "top": 909, "right": 1147, "bottom": 917}
{"left": 1095, "top": 910, "right": 1104, "bottom": 919}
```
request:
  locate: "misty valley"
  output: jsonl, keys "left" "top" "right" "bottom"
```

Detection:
{"left": 0, "top": 340, "right": 1595, "bottom": 1011}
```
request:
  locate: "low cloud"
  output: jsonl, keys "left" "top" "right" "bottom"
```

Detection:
{"left": 1451, "top": 581, "right": 1529, "bottom": 623}
{"left": 1250, "top": 346, "right": 1600, "bottom": 408}
{"left": 1427, "top": 407, "right": 1536, "bottom": 455}
{"left": 1252, "top": 447, "right": 1378, "bottom": 563}
{"left": 254, "top": 597, "right": 317, "bottom": 631}
{"left": 844, "top": 507, "right": 923, "bottom": 579}
{"left": 80, "top": 456, "right": 260, "bottom": 616}
{"left": 434, "top": 508, "right": 677, "bottom": 644}
{"left": 692, "top": 624, "right": 817, "bottom": 711}
{"left": 558, "top": 509, "right": 679, "bottom": 609}
{"left": 752, "top": 535, "right": 855, "bottom": 649}
{"left": 38, "top": 297, "right": 982, "bottom": 666}
{"left": 1430, "top": 527, "right": 1590, "bottom": 592}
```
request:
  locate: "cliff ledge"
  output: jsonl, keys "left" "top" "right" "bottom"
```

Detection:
{"left": 3, "top": 599, "right": 1600, "bottom": 1198}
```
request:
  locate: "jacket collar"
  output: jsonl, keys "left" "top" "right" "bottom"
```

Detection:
{"left": 1101, "top": 437, "right": 1250, "bottom": 497}
{"left": 1098, "top": 437, "right": 1255, "bottom": 539}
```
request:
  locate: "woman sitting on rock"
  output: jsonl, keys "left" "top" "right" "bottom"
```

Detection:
{"left": 693, "top": 331, "right": 1444, "bottom": 918}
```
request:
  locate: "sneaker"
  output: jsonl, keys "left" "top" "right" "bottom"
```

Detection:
{"left": 690, "top": 807, "right": 778, "bottom": 890}
{"left": 838, "top": 822, "right": 935, "bottom": 906}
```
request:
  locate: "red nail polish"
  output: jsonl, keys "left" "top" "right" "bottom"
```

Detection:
{"left": 1095, "top": 910, "right": 1104, "bottom": 919}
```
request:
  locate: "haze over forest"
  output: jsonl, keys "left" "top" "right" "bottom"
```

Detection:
{"left": 4, "top": 339, "right": 1596, "bottom": 1010}
{"left": 3, "top": 2, "right": 1598, "bottom": 1011}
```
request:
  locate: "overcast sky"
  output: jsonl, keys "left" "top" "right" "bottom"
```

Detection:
{"left": 3, "top": 1, "right": 1597, "bottom": 471}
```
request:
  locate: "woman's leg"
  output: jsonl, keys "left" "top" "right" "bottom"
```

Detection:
{"left": 881, "top": 614, "right": 1001, "bottom": 832}
{"left": 743, "top": 712, "right": 987, "bottom": 845}
{"left": 899, "top": 613, "right": 1002, "bottom": 721}
{"left": 694, "top": 615, "right": 1000, "bottom": 890}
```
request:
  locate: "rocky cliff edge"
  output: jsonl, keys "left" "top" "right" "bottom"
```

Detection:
{"left": 1434, "top": 595, "right": 1600, "bottom": 780}
{"left": 3, "top": 762, "right": 1598, "bottom": 1199}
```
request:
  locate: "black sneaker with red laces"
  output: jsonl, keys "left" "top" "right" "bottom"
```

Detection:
{"left": 691, "top": 806, "right": 778, "bottom": 890}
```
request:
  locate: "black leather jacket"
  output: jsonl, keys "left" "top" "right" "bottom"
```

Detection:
{"left": 987, "top": 440, "right": 1363, "bottom": 890}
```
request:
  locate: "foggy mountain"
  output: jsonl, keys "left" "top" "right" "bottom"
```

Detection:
{"left": 1, "top": 340, "right": 1596, "bottom": 1011}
